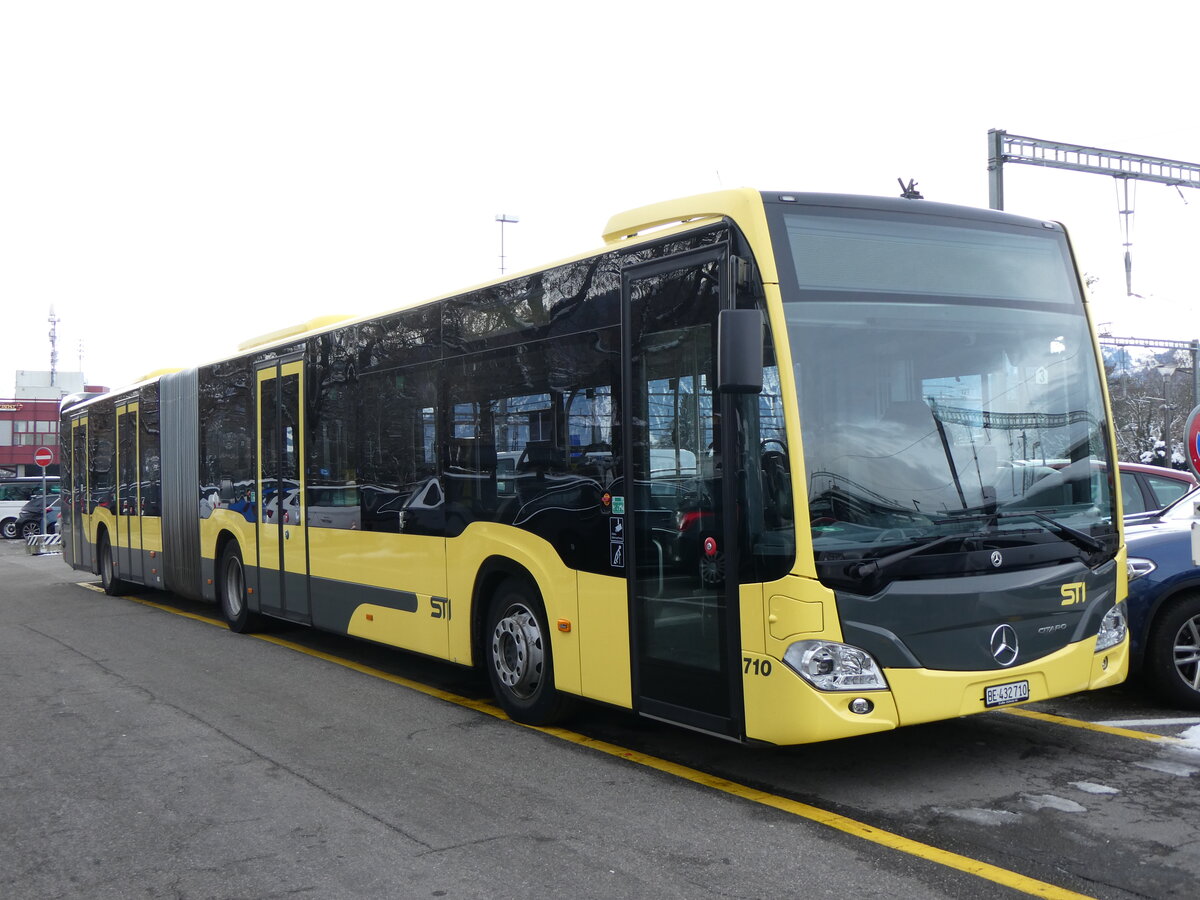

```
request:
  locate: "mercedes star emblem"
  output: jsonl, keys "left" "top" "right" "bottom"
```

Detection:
{"left": 990, "top": 624, "right": 1019, "bottom": 667}
{"left": 990, "top": 550, "right": 1004, "bottom": 568}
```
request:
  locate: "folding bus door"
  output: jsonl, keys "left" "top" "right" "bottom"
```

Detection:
{"left": 114, "top": 401, "right": 144, "bottom": 585}
{"left": 256, "top": 358, "right": 311, "bottom": 624}
{"left": 69, "top": 416, "right": 90, "bottom": 571}
{"left": 621, "top": 246, "right": 743, "bottom": 739}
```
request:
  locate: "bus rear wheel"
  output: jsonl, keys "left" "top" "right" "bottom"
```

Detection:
{"left": 98, "top": 532, "right": 129, "bottom": 596}
{"left": 218, "top": 543, "right": 266, "bottom": 634}
{"left": 484, "top": 578, "right": 575, "bottom": 725}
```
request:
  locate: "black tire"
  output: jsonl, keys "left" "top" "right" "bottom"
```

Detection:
{"left": 1145, "top": 591, "right": 1200, "bottom": 710}
{"left": 20, "top": 520, "right": 41, "bottom": 540}
{"left": 98, "top": 532, "right": 129, "bottom": 596}
{"left": 218, "top": 542, "right": 267, "bottom": 633}
{"left": 1, "top": 518, "right": 16, "bottom": 540}
{"left": 484, "top": 578, "right": 576, "bottom": 725}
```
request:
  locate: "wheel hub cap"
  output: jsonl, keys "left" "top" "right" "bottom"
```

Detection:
{"left": 225, "top": 561, "right": 244, "bottom": 617}
{"left": 491, "top": 606, "right": 544, "bottom": 699}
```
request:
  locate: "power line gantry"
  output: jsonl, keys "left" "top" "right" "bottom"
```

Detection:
{"left": 987, "top": 130, "right": 1200, "bottom": 295}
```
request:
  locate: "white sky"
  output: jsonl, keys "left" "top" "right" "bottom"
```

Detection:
{"left": 3, "top": 1, "right": 1199, "bottom": 394}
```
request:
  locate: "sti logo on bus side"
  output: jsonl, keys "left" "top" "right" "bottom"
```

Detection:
{"left": 1060, "top": 582, "right": 1086, "bottom": 606}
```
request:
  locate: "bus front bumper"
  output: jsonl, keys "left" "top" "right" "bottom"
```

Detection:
{"left": 740, "top": 635, "right": 1128, "bottom": 746}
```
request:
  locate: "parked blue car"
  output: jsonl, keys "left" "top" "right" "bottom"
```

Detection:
{"left": 1125, "top": 485, "right": 1200, "bottom": 709}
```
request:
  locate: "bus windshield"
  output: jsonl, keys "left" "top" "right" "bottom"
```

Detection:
{"left": 776, "top": 206, "right": 1117, "bottom": 573}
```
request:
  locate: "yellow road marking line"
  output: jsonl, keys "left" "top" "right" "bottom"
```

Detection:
{"left": 530, "top": 727, "right": 1094, "bottom": 900}
{"left": 1001, "top": 707, "right": 1183, "bottom": 744}
{"left": 84, "top": 583, "right": 1094, "bottom": 899}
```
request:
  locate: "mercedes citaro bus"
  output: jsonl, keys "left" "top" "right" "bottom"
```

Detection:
{"left": 59, "top": 189, "right": 1128, "bottom": 745}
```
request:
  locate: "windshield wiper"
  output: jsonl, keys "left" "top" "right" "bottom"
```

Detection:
{"left": 844, "top": 511, "right": 1107, "bottom": 581}
{"left": 935, "top": 510, "right": 1105, "bottom": 555}
{"left": 848, "top": 534, "right": 961, "bottom": 579}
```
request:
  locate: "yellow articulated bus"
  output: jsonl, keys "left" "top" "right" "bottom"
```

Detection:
{"left": 59, "top": 189, "right": 1129, "bottom": 745}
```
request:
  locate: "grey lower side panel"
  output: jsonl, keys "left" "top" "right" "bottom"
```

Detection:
{"left": 201, "top": 557, "right": 216, "bottom": 602}
{"left": 310, "top": 576, "right": 419, "bottom": 631}
{"left": 87, "top": 545, "right": 167, "bottom": 591}
{"left": 239, "top": 567, "right": 420, "bottom": 632}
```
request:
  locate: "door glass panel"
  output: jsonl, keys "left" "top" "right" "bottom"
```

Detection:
{"left": 629, "top": 258, "right": 729, "bottom": 717}
{"left": 140, "top": 391, "right": 161, "bottom": 518}
{"left": 116, "top": 407, "right": 143, "bottom": 581}
{"left": 118, "top": 410, "right": 137, "bottom": 520}
{"left": 257, "top": 365, "right": 309, "bottom": 620}
{"left": 71, "top": 420, "right": 89, "bottom": 568}
{"left": 261, "top": 378, "right": 282, "bottom": 534}
{"left": 280, "top": 373, "right": 300, "bottom": 525}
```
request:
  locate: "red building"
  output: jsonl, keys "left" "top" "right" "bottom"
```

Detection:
{"left": 1, "top": 373, "right": 107, "bottom": 477}
{"left": 0, "top": 398, "right": 64, "bottom": 476}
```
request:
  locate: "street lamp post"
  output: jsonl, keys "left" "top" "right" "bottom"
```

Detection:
{"left": 1157, "top": 364, "right": 1179, "bottom": 466}
{"left": 496, "top": 214, "right": 519, "bottom": 275}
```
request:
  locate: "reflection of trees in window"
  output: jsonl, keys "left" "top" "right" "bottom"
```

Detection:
{"left": 198, "top": 358, "right": 254, "bottom": 490}
{"left": 356, "top": 308, "right": 440, "bottom": 373}
{"left": 359, "top": 367, "right": 437, "bottom": 492}
{"left": 118, "top": 408, "right": 137, "bottom": 509}
{"left": 444, "top": 255, "right": 620, "bottom": 356}
{"left": 308, "top": 329, "right": 359, "bottom": 489}
{"left": 139, "top": 384, "right": 161, "bottom": 517}
{"left": 88, "top": 404, "right": 114, "bottom": 513}
{"left": 450, "top": 328, "right": 620, "bottom": 477}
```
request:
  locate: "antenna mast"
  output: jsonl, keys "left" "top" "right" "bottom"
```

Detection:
{"left": 496, "top": 213, "right": 519, "bottom": 274}
{"left": 48, "top": 306, "right": 61, "bottom": 386}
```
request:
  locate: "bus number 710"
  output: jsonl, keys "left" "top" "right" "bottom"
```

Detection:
{"left": 744, "top": 657, "right": 772, "bottom": 676}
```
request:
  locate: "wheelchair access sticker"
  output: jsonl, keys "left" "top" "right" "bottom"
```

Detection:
{"left": 610, "top": 515, "right": 624, "bottom": 568}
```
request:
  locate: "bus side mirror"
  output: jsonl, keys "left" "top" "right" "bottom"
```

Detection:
{"left": 717, "top": 309, "right": 764, "bottom": 394}
{"left": 219, "top": 478, "right": 235, "bottom": 502}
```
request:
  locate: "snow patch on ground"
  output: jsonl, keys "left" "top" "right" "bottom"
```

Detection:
{"left": 1135, "top": 759, "right": 1198, "bottom": 777}
{"left": 1023, "top": 794, "right": 1088, "bottom": 813}
{"left": 1069, "top": 781, "right": 1119, "bottom": 795}
{"left": 939, "top": 808, "right": 1022, "bottom": 826}
{"left": 1178, "top": 723, "right": 1200, "bottom": 750}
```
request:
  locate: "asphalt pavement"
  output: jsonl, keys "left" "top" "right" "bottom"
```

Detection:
{"left": 1, "top": 541, "right": 990, "bottom": 900}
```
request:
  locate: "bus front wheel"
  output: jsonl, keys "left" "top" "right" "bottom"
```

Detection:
{"left": 484, "top": 578, "right": 575, "bottom": 725}
{"left": 218, "top": 543, "right": 266, "bottom": 634}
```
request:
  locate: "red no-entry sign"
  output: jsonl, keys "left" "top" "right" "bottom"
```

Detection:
{"left": 1185, "top": 405, "right": 1200, "bottom": 479}
{"left": 34, "top": 446, "right": 53, "bottom": 468}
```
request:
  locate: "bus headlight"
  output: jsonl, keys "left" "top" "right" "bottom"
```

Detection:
{"left": 783, "top": 640, "right": 888, "bottom": 691}
{"left": 1095, "top": 604, "right": 1127, "bottom": 652}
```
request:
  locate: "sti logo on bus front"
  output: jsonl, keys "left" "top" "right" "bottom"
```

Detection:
{"left": 1060, "top": 582, "right": 1086, "bottom": 606}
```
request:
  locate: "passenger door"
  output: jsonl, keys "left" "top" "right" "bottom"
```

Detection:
{"left": 69, "top": 417, "right": 91, "bottom": 570}
{"left": 256, "top": 357, "right": 311, "bottom": 623}
{"left": 114, "top": 401, "right": 144, "bottom": 585}
{"left": 622, "top": 246, "right": 743, "bottom": 738}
